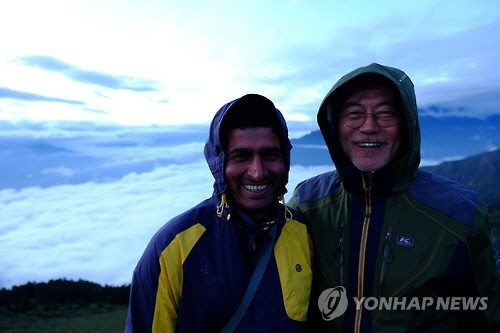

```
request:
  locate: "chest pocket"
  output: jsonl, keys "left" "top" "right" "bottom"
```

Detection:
{"left": 274, "top": 219, "right": 313, "bottom": 321}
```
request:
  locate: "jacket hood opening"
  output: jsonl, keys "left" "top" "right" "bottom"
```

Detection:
{"left": 317, "top": 63, "right": 421, "bottom": 193}
{"left": 204, "top": 93, "right": 293, "bottom": 199}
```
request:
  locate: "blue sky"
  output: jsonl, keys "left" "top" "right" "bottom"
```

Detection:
{"left": 1, "top": 0, "right": 500, "bottom": 289}
{"left": 1, "top": 0, "right": 500, "bottom": 129}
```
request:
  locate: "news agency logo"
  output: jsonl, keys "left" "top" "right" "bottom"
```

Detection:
{"left": 318, "top": 286, "right": 489, "bottom": 321}
{"left": 318, "top": 286, "right": 348, "bottom": 321}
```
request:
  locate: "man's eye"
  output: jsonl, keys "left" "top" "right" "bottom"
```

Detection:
{"left": 262, "top": 150, "right": 282, "bottom": 161}
{"left": 229, "top": 153, "right": 249, "bottom": 162}
{"left": 376, "top": 111, "right": 398, "bottom": 119}
{"left": 345, "top": 111, "right": 364, "bottom": 119}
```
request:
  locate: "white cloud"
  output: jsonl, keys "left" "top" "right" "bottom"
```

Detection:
{"left": 40, "top": 166, "right": 77, "bottom": 177}
{"left": 0, "top": 161, "right": 331, "bottom": 289}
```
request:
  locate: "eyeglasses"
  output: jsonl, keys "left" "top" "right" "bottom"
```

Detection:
{"left": 340, "top": 110, "right": 399, "bottom": 129}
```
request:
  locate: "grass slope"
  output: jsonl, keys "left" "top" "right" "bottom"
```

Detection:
{"left": 0, "top": 305, "right": 127, "bottom": 333}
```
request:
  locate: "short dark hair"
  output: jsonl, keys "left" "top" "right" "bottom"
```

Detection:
{"left": 328, "top": 73, "right": 405, "bottom": 126}
{"left": 334, "top": 73, "right": 401, "bottom": 110}
{"left": 220, "top": 94, "right": 282, "bottom": 150}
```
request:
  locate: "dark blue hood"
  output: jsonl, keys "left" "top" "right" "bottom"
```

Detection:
{"left": 203, "top": 94, "right": 292, "bottom": 197}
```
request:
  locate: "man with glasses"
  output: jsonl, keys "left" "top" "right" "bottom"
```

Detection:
{"left": 289, "top": 63, "right": 499, "bottom": 332}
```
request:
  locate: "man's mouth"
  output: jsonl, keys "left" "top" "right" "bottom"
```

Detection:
{"left": 244, "top": 184, "right": 269, "bottom": 192}
{"left": 356, "top": 142, "right": 384, "bottom": 148}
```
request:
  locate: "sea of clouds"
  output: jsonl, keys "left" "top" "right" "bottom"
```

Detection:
{"left": 0, "top": 121, "right": 331, "bottom": 289}
{"left": 0, "top": 162, "right": 331, "bottom": 289}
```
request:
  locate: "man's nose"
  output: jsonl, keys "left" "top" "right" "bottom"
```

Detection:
{"left": 248, "top": 156, "right": 267, "bottom": 180}
{"left": 359, "top": 113, "right": 380, "bottom": 133}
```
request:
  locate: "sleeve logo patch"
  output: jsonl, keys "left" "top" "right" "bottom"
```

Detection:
{"left": 396, "top": 235, "right": 415, "bottom": 248}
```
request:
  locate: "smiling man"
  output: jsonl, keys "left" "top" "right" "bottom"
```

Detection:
{"left": 289, "top": 64, "right": 500, "bottom": 332}
{"left": 337, "top": 79, "right": 401, "bottom": 172}
{"left": 125, "top": 94, "right": 312, "bottom": 332}
{"left": 224, "top": 126, "right": 286, "bottom": 221}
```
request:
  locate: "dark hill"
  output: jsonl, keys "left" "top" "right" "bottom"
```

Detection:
{"left": 422, "top": 148, "right": 500, "bottom": 205}
{"left": 0, "top": 279, "right": 129, "bottom": 313}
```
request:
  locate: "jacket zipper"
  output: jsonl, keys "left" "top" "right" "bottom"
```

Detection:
{"left": 338, "top": 220, "right": 345, "bottom": 285}
{"left": 379, "top": 226, "right": 393, "bottom": 297}
{"left": 354, "top": 172, "right": 373, "bottom": 333}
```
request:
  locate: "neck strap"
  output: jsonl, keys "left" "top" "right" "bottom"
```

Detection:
{"left": 221, "top": 224, "right": 278, "bottom": 332}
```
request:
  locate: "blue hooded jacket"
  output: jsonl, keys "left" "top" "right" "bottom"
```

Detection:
{"left": 125, "top": 94, "right": 313, "bottom": 332}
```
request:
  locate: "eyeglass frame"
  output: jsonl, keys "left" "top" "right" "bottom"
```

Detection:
{"left": 339, "top": 108, "right": 400, "bottom": 129}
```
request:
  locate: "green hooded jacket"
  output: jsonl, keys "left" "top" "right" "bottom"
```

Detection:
{"left": 289, "top": 63, "right": 500, "bottom": 332}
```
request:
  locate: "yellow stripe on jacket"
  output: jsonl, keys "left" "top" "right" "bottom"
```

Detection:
{"left": 274, "top": 219, "right": 313, "bottom": 321}
{"left": 152, "top": 223, "right": 206, "bottom": 332}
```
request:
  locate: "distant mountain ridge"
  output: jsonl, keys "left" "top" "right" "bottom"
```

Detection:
{"left": 419, "top": 114, "right": 500, "bottom": 161}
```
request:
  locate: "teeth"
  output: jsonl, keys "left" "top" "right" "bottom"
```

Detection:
{"left": 244, "top": 184, "right": 268, "bottom": 192}
{"left": 358, "top": 142, "right": 382, "bottom": 147}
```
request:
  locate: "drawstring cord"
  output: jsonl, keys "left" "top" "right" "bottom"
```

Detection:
{"left": 217, "top": 193, "right": 290, "bottom": 223}
{"left": 280, "top": 194, "right": 293, "bottom": 221}
{"left": 217, "top": 193, "right": 231, "bottom": 220}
